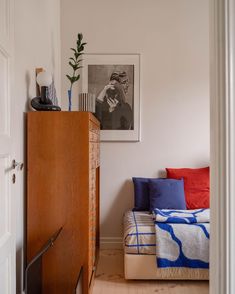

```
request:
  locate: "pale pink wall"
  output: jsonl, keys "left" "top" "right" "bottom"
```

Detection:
{"left": 61, "top": 0, "right": 210, "bottom": 247}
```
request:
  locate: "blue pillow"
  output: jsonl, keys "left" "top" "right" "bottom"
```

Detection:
{"left": 149, "top": 178, "right": 186, "bottom": 211}
{"left": 132, "top": 177, "right": 151, "bottom": 211}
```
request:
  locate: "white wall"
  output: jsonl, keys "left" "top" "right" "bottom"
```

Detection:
{"left": 61, "top": 0, "right": 209, "bottom": 247}
{"left": 14, "top": 1, "right": 61, "bottom": 292}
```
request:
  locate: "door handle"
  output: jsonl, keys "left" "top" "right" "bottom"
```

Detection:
{"left": 12, "top": 160, "right": 24, "bottom": 170}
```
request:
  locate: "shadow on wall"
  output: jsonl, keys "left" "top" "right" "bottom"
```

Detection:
{"left": 25, "top": 70, "right": 32, "bottom": 111}
{"left": 99, "top": 170, "right": 166, "bottom": 238}
{"left": 100, "top": 179, "right": 133, "bottom": 237}
{"left": 99, "top": 169, "right": 170, "bottom": 240}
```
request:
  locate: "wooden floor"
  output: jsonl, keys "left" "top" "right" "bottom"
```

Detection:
{"left": 93, "top": 250, "right": 209, "bottom": 294}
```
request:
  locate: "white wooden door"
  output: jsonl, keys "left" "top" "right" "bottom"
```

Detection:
{"left": 0, "top": 0, "right": 16, "bottom": 293}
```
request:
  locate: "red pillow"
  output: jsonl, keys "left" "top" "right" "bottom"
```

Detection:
{"left": 166, "top": 167, "right": 210, "bottom": 209}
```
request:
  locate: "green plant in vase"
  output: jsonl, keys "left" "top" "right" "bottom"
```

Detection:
{"left": 66, "top": 33, "right": 87, "bottom": 111}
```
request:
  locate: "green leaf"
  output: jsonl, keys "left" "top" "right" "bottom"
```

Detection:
{"left": 75, "top": 52, "right": 82, "bottom": 59}
{"left": 75, "top": 75, "right": 80, "bottom": 81}
{"left": 66, "top": 74, "right": 73, "bottom": 82}
{"left": 69, "top": 61, "right": 75, "bottom": 67}
{"left": 70, "top": 48, "right": 76, "bottom": 53}
{"left": 69, "top": 57, "right": 76, "bottom": 62}
{"left": 69, "top": 62, "right": 78, "bottom": 71}
{"left": 78, "top": 33, "right": 83, "bottom": 41}
{"left": 71, "top": 76, "right": 78, "bottom": 83}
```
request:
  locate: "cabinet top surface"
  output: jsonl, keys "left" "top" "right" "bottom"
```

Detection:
{"left": 27, "top": 111, "right": 100, "bottom": 126}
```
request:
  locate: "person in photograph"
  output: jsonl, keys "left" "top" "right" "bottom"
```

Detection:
{"left": 95, "top": 71, "right": 133, "bottom": 130}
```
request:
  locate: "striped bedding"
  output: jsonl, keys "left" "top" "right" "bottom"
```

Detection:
{"left": 123, "top": 210, "right": 155, "bottom": 254}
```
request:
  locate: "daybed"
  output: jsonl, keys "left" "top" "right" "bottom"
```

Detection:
{"left": 124, "top": 167, "right": 210, "bottom": 280}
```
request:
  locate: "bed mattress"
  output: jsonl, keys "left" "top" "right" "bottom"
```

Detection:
{"left": 123, "top": 210, "right": 155, "bottom": 254}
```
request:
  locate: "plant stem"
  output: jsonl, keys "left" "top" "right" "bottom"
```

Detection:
{"left": 70, "top": 69, "right": 76, "bottom": 92}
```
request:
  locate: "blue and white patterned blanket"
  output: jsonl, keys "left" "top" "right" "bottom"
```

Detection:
{"left": 153, "top": 208, "right": 210, "bottom": 269}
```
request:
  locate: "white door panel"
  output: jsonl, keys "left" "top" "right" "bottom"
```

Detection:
{"left": 0, "top": 0, "right": 11, "bottom": 52}
{"left": 0, "top": 136, "right": 11, "bottom": 154}
{"left": 0, "top": 237, "right": 14, "bottom": 293}
{"left": 0, "top": 158, "right": 8, "bottom": 237}
{"left": 0, "top": 257, "right": 10, "bottom": 293}
{"left": 0, "top": 48, "right": 9, "bottom": 136}
{"left": 0, "top": 0, "right": 15, "bottom": 293}
{"left": 0, "top": 0, "right": 8, "bottom": 39}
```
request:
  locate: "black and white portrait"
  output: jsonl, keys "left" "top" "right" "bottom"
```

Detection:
{"left": 88, "top": 65, "right": 134, "bottom": 130}
{"left": 82, "top": 54, "right": 140, "bottom": 142}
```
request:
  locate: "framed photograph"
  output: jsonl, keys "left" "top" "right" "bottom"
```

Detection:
{"left": 82, "top": 54, "right": 140, "bottom": 141}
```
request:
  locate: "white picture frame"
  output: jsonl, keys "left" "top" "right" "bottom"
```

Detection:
{"left": 82, "top": 54, "right": 140, "bottom": 142}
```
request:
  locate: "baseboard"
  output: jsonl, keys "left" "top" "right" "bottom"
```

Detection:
{"left": 100, "top": 237, "right": 123, "bottom": 249}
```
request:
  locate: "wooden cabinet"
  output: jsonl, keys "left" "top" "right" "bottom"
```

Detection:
{"left": 27, "top": 112, "right": 100, "bottom": 294}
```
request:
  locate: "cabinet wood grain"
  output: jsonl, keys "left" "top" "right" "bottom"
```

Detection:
{"left": 27, "top": 112, "right": 100, "bottom": 294}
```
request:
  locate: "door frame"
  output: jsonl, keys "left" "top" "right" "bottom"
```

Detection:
{"left": 210, "top": 0, "right": 235, "bottom": 293}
